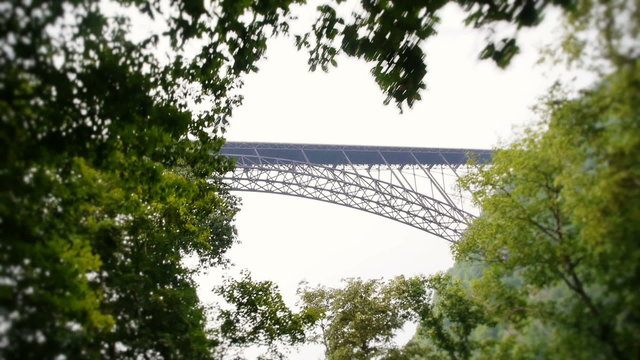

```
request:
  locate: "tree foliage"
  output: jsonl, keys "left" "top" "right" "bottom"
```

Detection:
{"left": 447, "top": 60, "right": 640, "bottom": 359}
{"left": 298, "top": 0, "right": 576, "bottom": 109}
{"left": 546, "top": 0, "right": 640, "bottom": 70}
{"left": 296, "top": 274, "right": 491, "bottom": 360}
{"left": 396, "top": 1, "right": 640, "bottom": 357}
{"left": 214, "top": 271, "right": 315, "bottom": 358}
{"left": 299, "top": 277, "right": 419, "bottom": 359}
{"left": 408, "top": 274, "right": 490, "bottom": 360}
{"left": 0, "top": 0, "right": 244, "bottom": 358}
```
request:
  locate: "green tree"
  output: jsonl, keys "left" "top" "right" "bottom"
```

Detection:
{"left": 298, "top": 275, "right": 489, "bottom": 360}
{"left": 385, "top": 273, "right": 490, "bottom": 360}
{"left": 545, "top": 0, "right": 640, "bottom": 70}
{"left": 297, "top": 0, "right": 576, "bottom": 110}
{"left": 400, "top": 0, "right": 640, "bottom": 359}
{"left": 454, "top": 61, "right": 640, "bottom": 359}
{"left": 412, "top": 274, "right": 489, "bottom": 360}
{"left": 0, "top": 0, "right": 243, "bottom": 358}
{"left": 299, "top": 277, "right": 428, "bottom": 360}
{"left": 214, "top": 271, "right": 316, "bottom": 359}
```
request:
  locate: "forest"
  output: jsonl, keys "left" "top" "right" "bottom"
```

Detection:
{"left": 1, "top": 0, "right": 638, "bottom": 359}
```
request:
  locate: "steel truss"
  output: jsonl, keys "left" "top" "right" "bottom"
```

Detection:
{"left": 220, "top": 143, "right": 491, "bottom": 242}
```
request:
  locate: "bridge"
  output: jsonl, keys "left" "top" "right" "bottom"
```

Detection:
{"left": 220, "top": 142, "right": 491, "bottom": 242}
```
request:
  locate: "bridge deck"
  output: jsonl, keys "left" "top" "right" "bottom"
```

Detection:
{"left": 221, "top": 142, "right": 491, "bottom": 167}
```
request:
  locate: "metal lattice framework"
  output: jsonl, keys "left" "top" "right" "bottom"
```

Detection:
{"left": 220, "top": 142, "right": 491, "bottom": 242}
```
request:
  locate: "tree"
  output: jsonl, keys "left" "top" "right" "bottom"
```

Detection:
{"left": 411, "top": 274, "right": 490, "bottom": 360}
{"left": 213, "top": 271, "right": 316, "bottom": 359}
{"left": 544, "top": 0, "right": 640, "bottom": 70}
{"left": 1, "top": 0, "right": 587, "bottom": 358}
{"left": 394, "top": 0, "right": 640, "bottom": 358}
{"left": 381, "top": 272, "right": 491, "bottom": 360}
{"left": 0, "top": 0, "right": 241, "bottom": 358}
{"left": 299, "top": 277, "right": 431, "bottom": 360}
{"left": 297, "top": 0, "right": 576, "bottom": 109}
{"left": 454, "top": 61, "right": 640, "bottom": 359}
{"left": 297, "top": 275, "right": 489, "bottom": 360}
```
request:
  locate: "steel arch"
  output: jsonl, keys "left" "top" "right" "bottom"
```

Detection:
{"left": 220, "top": 142, "right": 491, "bottom": 241}
{"left": 219, "top": 143, "right": 491, "bottom": 242}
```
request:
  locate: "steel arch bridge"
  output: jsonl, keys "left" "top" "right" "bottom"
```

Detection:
{"left": 220, "top": 142, "right": 491, "bottom": 242}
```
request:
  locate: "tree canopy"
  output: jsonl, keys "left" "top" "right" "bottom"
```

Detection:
{"left": 452, "top": 61, "right": 640, "bottom": 359}
{"left": 213, "top": 271, "right": 315, "bottom": 358}
{"left": 401, "top": 48, "right": 640, "bottom": 360}
{"left": 298, "top": 277, "right": 420, "bottom": 359}
{"left": 1, "top": 0, "right": 240, "bottom": 357}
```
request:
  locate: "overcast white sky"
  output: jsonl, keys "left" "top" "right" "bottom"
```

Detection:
{"left": 193, "top": 4, "right": 589, "bottom": 359}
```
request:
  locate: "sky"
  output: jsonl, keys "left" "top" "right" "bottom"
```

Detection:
{"left": 192, "top": 4, "right": 587, "bottom": 359}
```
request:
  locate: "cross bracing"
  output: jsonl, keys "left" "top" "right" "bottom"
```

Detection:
{"left": 220, "top": 142, "right": 492, "bottom": 242}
